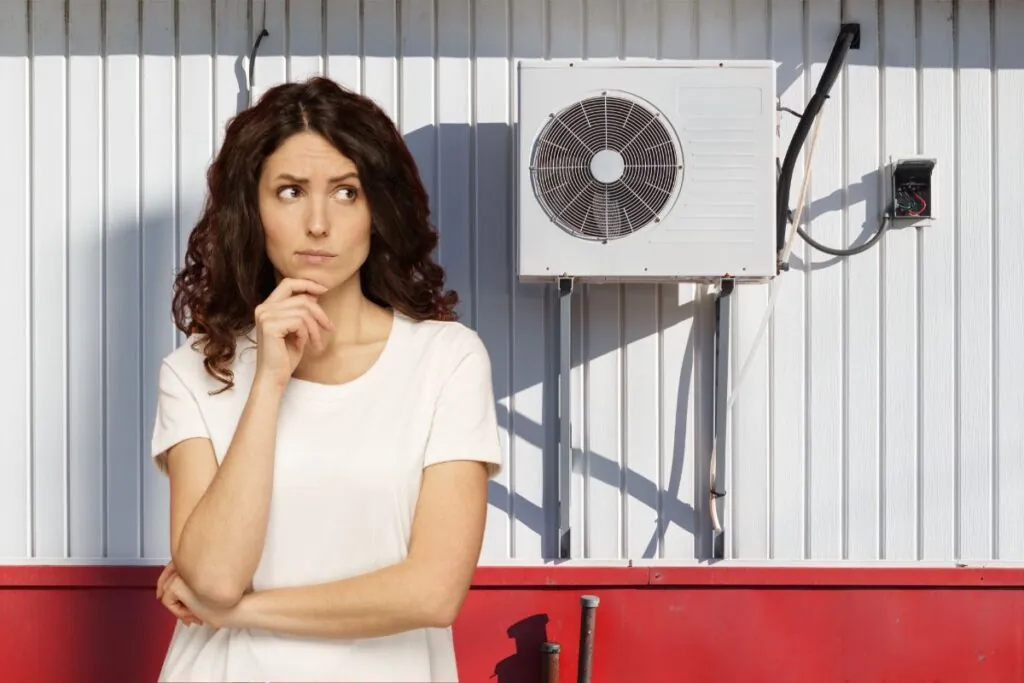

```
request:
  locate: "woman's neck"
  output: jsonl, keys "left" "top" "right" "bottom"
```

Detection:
{"left": 308, "top": 275, "right": 391, "bottom": 352}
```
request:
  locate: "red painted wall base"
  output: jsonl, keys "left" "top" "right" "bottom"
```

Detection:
{"left": 2, "top": 565, "right": 1023, "bottom": 682}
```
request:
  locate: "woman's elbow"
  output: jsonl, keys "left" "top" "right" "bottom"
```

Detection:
{"left": 184, "top": 572, "right": 247, "bottom": 609}
{"left": 195, "top": 580, "right": 246, "bottom": 609}
{"left": 173, "top": 555, "right": 248, "bottom": 608}
{"left": 425, "top": 586, "right": 469, "bottom": 629}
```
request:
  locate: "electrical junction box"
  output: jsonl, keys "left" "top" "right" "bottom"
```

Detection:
{"left": 891, "top": 156, "right": 936, "bottom": 222}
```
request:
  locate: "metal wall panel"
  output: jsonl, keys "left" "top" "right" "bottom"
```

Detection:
{"left": 0, "top": 0, "right": 1020, "bottom": 565}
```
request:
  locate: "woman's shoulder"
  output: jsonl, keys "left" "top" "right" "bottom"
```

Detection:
{"left": 159, "top": 331, "right": 257, "bottom": 394}
{"left": 400, "top": 315, "right": 490, "bottom": 363}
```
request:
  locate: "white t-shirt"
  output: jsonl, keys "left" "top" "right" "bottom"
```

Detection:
{"left": 150, "top": 311, "right": 504, "bottom": 683}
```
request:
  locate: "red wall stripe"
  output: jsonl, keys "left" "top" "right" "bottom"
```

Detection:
{"left": 2, "top": 563, "right": 1022, "bottom": 587}
{"left": 2, "top": 565, "right": 1023, "bottom": 682}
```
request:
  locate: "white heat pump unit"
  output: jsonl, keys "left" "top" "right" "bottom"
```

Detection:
{"left": 516, "top": 59, "right": 778, "bottom": 283}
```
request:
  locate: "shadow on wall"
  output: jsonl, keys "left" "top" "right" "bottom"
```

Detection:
{"left": 492, "top": 613, "right": 552, "bottom": 683}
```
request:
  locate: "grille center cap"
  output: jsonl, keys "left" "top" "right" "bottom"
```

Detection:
{"left": 590, "top": 149, "right": 625, "bottom": 184}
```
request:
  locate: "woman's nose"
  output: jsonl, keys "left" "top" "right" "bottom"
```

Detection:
{"left": 306, "top": 199, "right": 329, "bottom": 236}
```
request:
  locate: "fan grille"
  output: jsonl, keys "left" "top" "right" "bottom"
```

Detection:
{"left": 529, "top": 92, "right": 682, "bottom": 241}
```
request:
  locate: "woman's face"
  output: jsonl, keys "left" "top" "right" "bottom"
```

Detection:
{"left": 258, "top": 131, "right": 372, "bottom": 291}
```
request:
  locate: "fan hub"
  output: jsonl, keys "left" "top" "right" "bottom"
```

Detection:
{"left": 589, "top": 149, "right": 625, "bottom": 184}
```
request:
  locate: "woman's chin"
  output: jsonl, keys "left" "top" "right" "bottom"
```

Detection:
{"left": 272, "top": 259, "right": 361, "bottom": 293}
{"left": 290, "top": 269, "right": 358, "bottom": 294}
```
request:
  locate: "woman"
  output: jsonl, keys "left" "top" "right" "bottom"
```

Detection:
{"left": 149, "top": 76, "right": 502, "bottom": 683}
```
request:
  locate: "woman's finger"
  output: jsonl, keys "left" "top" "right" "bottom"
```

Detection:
{"left": 160, "top": 590, "right": 190, "bottom": 618}
{"left": 301, "top": 311, "right": 325, "bottom": 350}
{"left": 295, "top": 295, "right": 334, "bottom": 331}
{"left": 157, "top": 574, "right": 204, "bottom": 626}
{"left": 261, "top": 311, "right": 309, "bottom": 338}
{"left": 264, "top": 277, "right": 329, "bottom": 304}
{"left": 263, "top": 312, "right": 324, "bottom": 352}
{"left": 156, "top": 564, "right": 176, "bottom": 600}
{"left": 263, "top": 295, "right": 334, "bottom": 332}
{"left": 160, "top": 590, "right": 204, "bottom": 626}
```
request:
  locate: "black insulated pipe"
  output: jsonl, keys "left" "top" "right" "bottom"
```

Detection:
{"left": 775, "top": 23, "right": 861, "bottom": 259}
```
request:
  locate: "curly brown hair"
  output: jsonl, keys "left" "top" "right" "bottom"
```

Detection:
{"left": 172, "top": 76, "right": 458, "bottom": 390}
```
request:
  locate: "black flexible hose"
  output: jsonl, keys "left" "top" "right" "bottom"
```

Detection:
{"left": 797, "top": 214, "right": 890, "bottom": 256}
{"left": 775, "top": 24, "right": 860, "bottom": 258}
{"left": 247, "top": 28, "right": 269, "bottom": 107}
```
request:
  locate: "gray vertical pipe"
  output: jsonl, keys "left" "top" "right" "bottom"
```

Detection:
{"left": 558, "top": 277, "right": 574, "bottom": 558}
{"left": 712, "top": 279, "right": 733, "bottom": 560}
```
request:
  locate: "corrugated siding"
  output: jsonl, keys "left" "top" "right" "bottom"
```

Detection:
{"left": 0, "top": 0, "right": 1021, "bottom": 565}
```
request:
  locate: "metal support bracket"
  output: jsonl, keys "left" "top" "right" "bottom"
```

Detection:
{"left": 557, "top": 277, "right": 574, "bottom": 559}
{"left": 711, "top": 278, "right": 734, "bottom": 560}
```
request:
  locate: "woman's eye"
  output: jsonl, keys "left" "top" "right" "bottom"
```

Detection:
{"left": 278, "top": 186, "right": 301, "bottom": 199}
{"left": 336, "top": 187, "right": 357, "bottom": 201}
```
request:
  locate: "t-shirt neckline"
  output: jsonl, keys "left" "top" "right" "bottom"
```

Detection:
{"left": 279, "top": 309, "right": 408, "bottom": 403}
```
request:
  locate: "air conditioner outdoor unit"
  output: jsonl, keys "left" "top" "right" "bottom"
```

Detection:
{"left": 516, "top": 59, "right": 778, "bottom": 284}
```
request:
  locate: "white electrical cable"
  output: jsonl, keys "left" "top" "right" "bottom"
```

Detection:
{"left": 708, "top": 109, "right": 825, "bottom": 540}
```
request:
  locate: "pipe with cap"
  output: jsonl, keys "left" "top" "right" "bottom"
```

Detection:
{"left": 540, "top": 641, "right": 561, "bottom": 683}
{"left": 576, "top": 595, "right": 600, "bottom": 683}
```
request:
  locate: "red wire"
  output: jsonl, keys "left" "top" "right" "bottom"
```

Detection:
{"left": 908, "top": 191, "right": 926, "bottom": 217}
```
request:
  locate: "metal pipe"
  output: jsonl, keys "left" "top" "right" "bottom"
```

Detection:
{"left": 576, "top": 595, "right": 600, "bottom": 683}
{"left": 710, "top": 279, "right": 733, "bottom": 558}
{"left": 557, "top": 277, "right": 574, "bottom": 558}
{"left": 540, "top": 641, "right": 560, "bottom": 683}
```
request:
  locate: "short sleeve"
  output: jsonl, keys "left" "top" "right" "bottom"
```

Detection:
{"left": 422, "top": 333, "right": 504, "bottom": 479}
{"left": 150, "top": 361, "right": 211, "bottom": 474}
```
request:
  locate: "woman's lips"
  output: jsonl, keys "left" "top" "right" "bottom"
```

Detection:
{"left": 296, "top": 251, "right": 336, "bottom": 265}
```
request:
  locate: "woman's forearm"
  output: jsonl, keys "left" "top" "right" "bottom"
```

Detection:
{"left": 232, "top": 560, "right": 459, "bottom": 639}
{"left": 174, "top": 376, "right": 284, "bottom": 606}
